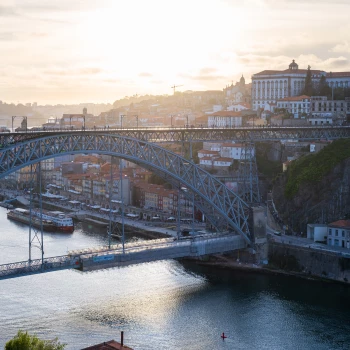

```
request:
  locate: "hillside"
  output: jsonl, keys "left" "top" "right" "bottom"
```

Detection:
{"left": 272, "top": 139, "right": 350, "bottom": 232}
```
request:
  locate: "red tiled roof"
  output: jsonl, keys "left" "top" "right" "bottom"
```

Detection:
{"left": 232, "top": 102, "right": 251, "bottom": 108}
{"left": 278, "top": 95, "right": 310, "bottom": 101}
{"left": 254, "top": 69, "right": 325, "bottom": 76}
{"left": 214, "top": 157, "right": 233, "bottom": 162}
{"left": 198, "top": 150, "right": 220, "bottom": 154}
{"left": 81, "top": 340, "right": 133, "bottom": 350}
{"left": 209, "top": 111, "right": 241, "bottom": 117}
{"left": 326, "top": 72, "right": 350, "bottom": 78}
{"left": 328, "top": 220, "right": 350, "bottom": 228}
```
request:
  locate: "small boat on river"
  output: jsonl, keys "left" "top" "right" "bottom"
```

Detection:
{"left": 7, "top": 208, "right": 57, "bottom": 232}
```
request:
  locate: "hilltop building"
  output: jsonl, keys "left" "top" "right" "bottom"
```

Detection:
{"left": 224, "top": 75, "right": 251, "bottom": 106}
{"left": 251, "top": 60, "right": 350, "bottom": 111}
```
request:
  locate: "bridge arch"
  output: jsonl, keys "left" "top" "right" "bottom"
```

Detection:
{"left": 0, "top": 133, "right": 252, "bottom": 243}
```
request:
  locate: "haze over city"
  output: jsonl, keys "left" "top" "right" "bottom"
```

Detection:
{"left": 1, "top": 0, "right": 350, "bottom": 105}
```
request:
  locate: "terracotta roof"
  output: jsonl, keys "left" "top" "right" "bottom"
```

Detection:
{"left": 209, "top": 111, "right": 241, "bottom": 117}
{"left": 254, "top": 69, "right": 325, "bottom": 76}
{"left": 278, "top": 95, "right": 310, "bottom": 102}
{"left": 200, "top": 157, "right": 213, "bottom": 161}
{"left": 81, "top": 340, "right": 133, "bottom": 350}
{"left": 328, "top": 220, "right": 350, "bottom": 228}
{"left": 214, "top": 157, "right": 233, "bottom": 162}
{"left": 198, "top": 150, "right": 220, "bottom": 154}
{"left": 326, "top": 72, "right": 350, "bottom": 78}
{"left": 232, "top": 102, "right": 251, "bottom": 108}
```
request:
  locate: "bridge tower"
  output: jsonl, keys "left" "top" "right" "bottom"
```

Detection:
{"left": 238, "top": 142, "right": 260, "bottom": 204}
{"left": 28, "top": 163, "right": 45, "bottom": 265}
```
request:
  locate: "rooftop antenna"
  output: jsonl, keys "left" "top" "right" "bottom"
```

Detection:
{"left": 171, "top": 84, "right": 183, "bottom": 95}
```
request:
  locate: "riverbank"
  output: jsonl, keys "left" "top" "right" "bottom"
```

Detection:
{"left": 183, "top": 254, "right": 350, "bottom": 286}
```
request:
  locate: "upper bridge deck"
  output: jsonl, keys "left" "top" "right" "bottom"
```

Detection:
{"left": 2, "top": 125, "right": 350, "bottom": 144}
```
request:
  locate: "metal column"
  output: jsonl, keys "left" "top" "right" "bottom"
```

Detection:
{"left": 238, "top": 142, "right": 260, "bottom": 204}
{"left": 28, "top": 163, "right": 44, "bottom": 265}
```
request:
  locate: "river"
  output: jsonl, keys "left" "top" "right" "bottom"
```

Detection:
{"left": 0, "top": 207, "right": 349, "bottom": 350}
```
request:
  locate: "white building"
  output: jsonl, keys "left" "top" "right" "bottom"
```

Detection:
{"left": 227, "top": 102, "right": 251, "bottom": 112}
{"left": 327, "top": 220, "right": 350, "bottom": 249}
{"left": 276, "top": 95, "right": 311, "bottom": 118}
{"left": 307, "top": 224, "right": 327, "bottom": 243}
{"left": 221, "top": 143, "right": 248, "bottom": 160}
{"left": 198, "top": 149, "right": 220, "bottom": 159}
{"left": 208, "top": 111, "right": 242, "bottom": 128}
{"left": 252, "top": 60, "right": 350, "bottom": 111}
{"left": 213, "top": 157, "right": 233, "bottom": 168}
{"left": 223, "top": 75, "right": 251, "bottom": 105}
{"left": 310, "top": 96, "right": 350, "bottom": 118}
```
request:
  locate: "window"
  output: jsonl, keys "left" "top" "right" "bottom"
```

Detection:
{"left": 334, "top": 239, "right": 339, "bottom": 246}
{"left": 342, "top": 231, "right": 345, "bottom": 237}
{"left": 335, "top": 229, "right": 338, "bottom": 236}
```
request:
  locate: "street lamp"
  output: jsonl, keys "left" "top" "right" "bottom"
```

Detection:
{"left": 185, "top": 114, "right": 189, "bottom": 128}
{"left": 81, "top": 115, "right": 86, "bottom": 130}
{"left": 134, "top": 115, "right": 138, "bottom": 129}
{"left": 170, "top": 114, "right": 175, "bottom": 127}
{"left": 120, "top": 115, "right": 125, "bottom": 129}
{"left": 12, "top": 116, "right": 27, "bottom": 132}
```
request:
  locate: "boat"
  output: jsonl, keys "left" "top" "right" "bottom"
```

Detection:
{"left": 31, "top": 209, "right": 74, "bottom": 233}
{"left": 7, "top": 208, "right": 57, "bottom": 232}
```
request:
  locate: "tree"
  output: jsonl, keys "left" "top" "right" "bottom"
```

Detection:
{"left": 5, "top": 330, "right": 66, "bottom": 350}
{"left": 318, "top": 75, "right": 331, "bottom": 97}
{"left": 303, "top": 65, "right": 314, "bottom": 96}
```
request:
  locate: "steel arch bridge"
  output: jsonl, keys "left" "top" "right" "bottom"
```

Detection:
{"left": 2, "top": 125, "right": 350, "bottom": 147}
{"left": 0, "top": 132, "right": 252, "bottom": 244}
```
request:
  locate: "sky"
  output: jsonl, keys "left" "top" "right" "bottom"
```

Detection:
{"left": 1, "top": 0, "right": 350, "bottom": 105}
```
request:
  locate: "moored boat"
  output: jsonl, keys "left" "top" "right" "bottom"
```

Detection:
{"left": 7, "top": 208, "right": 57, "bottom": 232}
{"left": 31, "top": 209, "right": 74, "bottom": 233}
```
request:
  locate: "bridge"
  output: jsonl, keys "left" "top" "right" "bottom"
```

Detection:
{"left": 1, "top": 125, "right": 347, "bottom": 279}
{"left": 0, "top": 234, "right": 246, "bottom": 280}
{"left": 1, "top": 125, "right": 350, "bottom": 147}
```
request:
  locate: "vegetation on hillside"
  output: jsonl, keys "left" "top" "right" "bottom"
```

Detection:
{"left": 256, "top": 143, "right": 282, "bottom": 180}
{"left": 284, "top": 139, "right": 350, "bottom": 198}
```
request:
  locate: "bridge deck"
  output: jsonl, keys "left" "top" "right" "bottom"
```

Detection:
{"left": 0, "top": 234, "right": 246, "bottom": 280}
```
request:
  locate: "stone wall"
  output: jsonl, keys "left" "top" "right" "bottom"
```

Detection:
{"left": 269, "top": 242, "right": 350, "bottom": 284}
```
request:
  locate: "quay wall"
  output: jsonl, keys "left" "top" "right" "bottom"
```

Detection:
{"left": 268, "top": 242, "right": 350, "bottom": 284}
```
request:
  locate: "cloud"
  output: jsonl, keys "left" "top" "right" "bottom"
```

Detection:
{"left": 0, "top": 32, "right": 17, "bottom": 41}
{"left": 138, "top": 72, "right": 153, "bottom": 77}
{"left": 329, "top": 42, "right": 350, "bottom": 53}
{"left": 44, "top": 67, "right": 103, "bottom": 76}
{"left": 0, "top": 5, "right": 17, "bottom": 17}
{"left": 198, "top": 67, "right": 217, "bottom": 75}
{"left": 179, "top": 68, "right": 225, "bottom": 82}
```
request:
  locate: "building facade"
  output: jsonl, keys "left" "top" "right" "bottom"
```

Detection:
{"left": 276, "top": 95, "right": 311, "bottom": 118}
{"left": 327, "top": 220, "right": 350, "bottom": 249}
{"left": 252, "top": 60, "right": 350, "bottom": 111}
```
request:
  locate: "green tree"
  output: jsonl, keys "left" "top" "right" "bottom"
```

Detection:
{"left": 5, "top": 330, "right": 66, "bottom": 350}
{"left": 303, "top": 65, "right": 313, "bottom": 96}
{"left": 318, "top": 75, "right": 331, "bottom": 97}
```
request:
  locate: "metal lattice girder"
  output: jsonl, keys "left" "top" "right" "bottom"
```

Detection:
{"left": 2, "top": 125, "right": 350, "bottom": 146}
{"left": 238, "top": 142, "right": 260, "bottom": 204}
{"left": 0, "top": 133, "right": 252, "bottom": 244}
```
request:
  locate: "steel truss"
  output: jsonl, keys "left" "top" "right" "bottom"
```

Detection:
{"left": 238, "top": 142, "right": 260, "bottom": 203}
{"left": 2, "top": 125, "right": 350, "bottom": 146}
{"left": 0, "top": 133, "right": 252, "bottom": 243}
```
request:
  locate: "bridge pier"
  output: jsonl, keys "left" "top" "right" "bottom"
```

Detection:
{"left": 250, "top": 205, "right": 269, "bottom": 264}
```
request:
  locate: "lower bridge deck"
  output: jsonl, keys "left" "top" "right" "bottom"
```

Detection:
{"left": 0, "top": 234, "right": 246, "bottom": 280}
